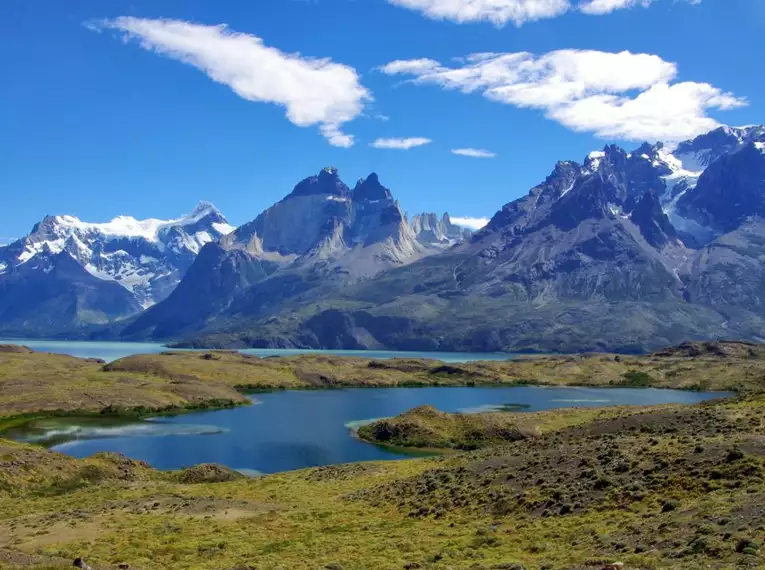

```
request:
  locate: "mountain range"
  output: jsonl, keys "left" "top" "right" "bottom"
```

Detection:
{"left": 0, "top": 172, "right": 471, "bottom": 337}
{"left": 2, "top": 125, "right": 764, "bottom": 352}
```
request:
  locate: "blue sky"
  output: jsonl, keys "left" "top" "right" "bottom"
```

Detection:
{"left": 1, "top": 0, "right": 763, "bottom": 239}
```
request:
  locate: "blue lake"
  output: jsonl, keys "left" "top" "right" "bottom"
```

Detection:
{"left": 7, "top": 386, "right": 729, "bottom": 475}
{"left": 0, "top": 339, "right": 516, "bottom": 363}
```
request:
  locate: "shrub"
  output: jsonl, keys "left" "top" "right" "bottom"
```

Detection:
{"left": 622, "top": 371, "right": 655, "bottom": 387}
{"left": 726, "top": 448, "right": 745, "bottom": 463}
{"left": 594, "top": 476, "right": 612, "bottom": 490}
{"left": 735, "top": 538, "right": 759, "bottom": 554}
{"left": 662, "top": 499, "right": 680, "bottom": 512}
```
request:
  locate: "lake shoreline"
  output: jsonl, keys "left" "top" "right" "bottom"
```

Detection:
{"left": 0, "top": 341, "right": 754, "bottom": 441}
{"left": 0, "top": 381, "right": 737, "bottom": 444}
{"left": 3, "top": 384, "right": 732, "bottom": 476}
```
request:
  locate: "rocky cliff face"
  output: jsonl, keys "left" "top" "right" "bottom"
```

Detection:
{"left": 216, "top": 168, "right": 423, "bottom": 276}
{"left": 123, "top": 169, "right": 431, "bottom": 339}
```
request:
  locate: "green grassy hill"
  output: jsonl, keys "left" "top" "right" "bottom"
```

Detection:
{"left": 1, "top": 342, "right": 765, "bottom": 568}
{"left": 0, "top": 395, "right": 764, "bottom": 569}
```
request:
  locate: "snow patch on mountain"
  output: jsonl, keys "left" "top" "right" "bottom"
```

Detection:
{"left": 584, "top": 150, "right": 605, "bottom": 172}
{"left": 212, "top": 222, "right": 236, "bottom": 235}
{"left": 654, "top": 146, "right": 704, "bottom": 221}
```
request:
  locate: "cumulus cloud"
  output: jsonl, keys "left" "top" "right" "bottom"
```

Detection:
{"left": 450, "top": 216, "right": 490, "bottom": 230}
{"left": 451, "top": 148, "right": 496, "bottom": 158}
{"left": 90, "top": 17, "right": 371, "bottom": 147}
{"left": 371, "top": 137, "right": 432, "bottom": 149}
{"left": 386, "top": 0, "right": 570, "bottom": 26}
{"left": 385, "top": 0, "right": 701, "bottom": 25}
{"left": 579, "top": 0, "right": 652, "bottom": 15}
{"left": 380, "top": 49, "right": 746, "bottom": 142}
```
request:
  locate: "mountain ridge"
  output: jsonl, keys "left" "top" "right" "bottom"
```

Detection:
{"left": 122, "top": 169, "right": 475, "bottom": 339}
{"left": 3, "top": 124, "right": 764, "bottom": 351}
{"left": 161, "top": 125, "right": 765, "bottom": 353}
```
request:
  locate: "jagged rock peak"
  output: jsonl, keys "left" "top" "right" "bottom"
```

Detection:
{"left": 353, "top": 173, "right": 393, "bottom": 202}
{"left": 604, "top": 144, "right": 629, "bottom": 165}
{"left": 189, "top": 200, "right": 222, "bottom": 217}
{"left": 633, "top": 142, "right": 664, "bottom": 158}
{"left": 409, "top": 211, "right": 472, "bottom": 247}
{"left": 289, "top": 167, "right": 349, "bottom": 198}
{"left": 673, "top": 125, "right": 765, "bottom": 170}
{"left": 548, "top": 160, "right": 582, "bottom": 181}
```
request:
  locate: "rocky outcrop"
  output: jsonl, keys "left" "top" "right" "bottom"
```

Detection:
{"left": 409, "top": 212, "right": 471, "bottom": 248}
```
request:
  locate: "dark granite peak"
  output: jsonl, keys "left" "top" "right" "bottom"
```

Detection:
{"left": 289, "top": 168, "right": 350, "bottom": 198}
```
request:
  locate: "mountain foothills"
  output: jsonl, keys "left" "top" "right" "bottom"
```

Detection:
{"left": 1, "top": 125, "right": 764, "bottom": 352}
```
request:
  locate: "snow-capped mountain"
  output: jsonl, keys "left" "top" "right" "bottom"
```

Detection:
{"left": 575, "top": 126, "right": 765, "bottom": 248}
{"left": 0, "top": 202, "right": 235, "bottom": 309}
{"left": 4, "top": 124, "right": 764, "bottom": 348}
{"left": 673, "top": 125, "right": 765, "bottom": 171}
{"left": 651, "top": 126, "right": 765, "bottom": 244}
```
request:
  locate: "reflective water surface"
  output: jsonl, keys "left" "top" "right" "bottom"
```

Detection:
{"left": 5, "top": 386, "right": 729, "bottom": 474}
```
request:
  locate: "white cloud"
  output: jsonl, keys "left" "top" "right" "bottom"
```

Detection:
{"left": 385, "top": 0, "right": 701, "bottom": 25}
{"left": 380, "top": 49, "right": 746, "bottom": 142}
{"left": 451, "top": 216, "right": 490, "bottom": 230}
{"left": 452, "top": 148, "right": 496, "bottom": 158}
{"left": 579, "top": 0, "right": 652, "bottom": 15}
{"left": 386, "top": 0, "right": 570, "bottom": 26}
{"left": 91, "top": 17, "right": 371, "bottom": 147}
{"left": 548, "top": 81, "right": 745, "bottom": 141}
{"left": 371, "top": 137, "right": 432, "bottom": 149}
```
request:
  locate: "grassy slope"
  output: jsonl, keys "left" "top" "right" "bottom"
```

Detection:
{"left": 0, "top": 397, "right": 764, "bottom": 569}
{"left": 1, "top": 339, "right": 762, "bottom": 421}
{"left": 0, "top": 349, "right": 249, "bottom": 421}
{"left": 1, "top": 341, "right": 765, "bottom": 568}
